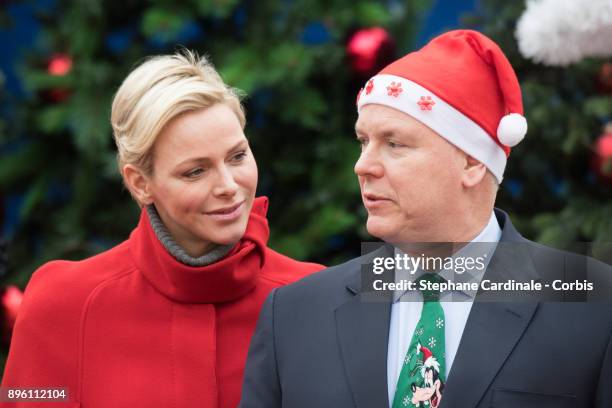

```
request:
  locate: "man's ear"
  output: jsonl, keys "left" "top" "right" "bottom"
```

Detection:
{"left": 122, "top": 164, "right": 153, "bottom": 205}
{"left": 462, "top": 155, "right": 487, "bottom": 188}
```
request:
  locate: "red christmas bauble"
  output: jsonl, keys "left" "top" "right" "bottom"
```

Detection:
{"left": 347, "top": 27, "right": 395, "bottom": 78}
{"left": 1, "top": 285, "right": 23, "bottom": 343}
{"left": 597, "top": 62, "right": 612, "bottom": 94}
{"left": 592, "top": 124, "right": 612, "bottom": 182}
{"left": 40, "top": 53, "right": 73, "bottom": 103}
{"left": 39, "top": 88, "right": 72, "bottom": 104}
{"left": 47, "top": 53, "right": 73, "bottom": 76}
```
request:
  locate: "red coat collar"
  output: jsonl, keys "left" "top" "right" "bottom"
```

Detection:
{"left": 129, "top": 197, "right": 270, "bottom": 303}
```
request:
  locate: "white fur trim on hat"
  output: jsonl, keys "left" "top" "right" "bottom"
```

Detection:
{"left": 357, "top": 74, "right": 508, "bottom": 183}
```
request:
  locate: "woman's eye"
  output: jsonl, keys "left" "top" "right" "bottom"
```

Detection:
{"left": 357, "top": 137, "right": 368, "bottom": 148}
{"left": 388, "top": 141, "right": 402, "bottom": 148}
{"left": 185, "top": 168, "right": 205, "bottom": 178}
{"left": 232, "top": 151, "right": 247, "bottom": 162}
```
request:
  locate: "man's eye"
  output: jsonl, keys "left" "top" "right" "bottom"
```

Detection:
{"left": 388, "top": 141, "right": 402, "bottom": 148}
{"left": 357, "top": 137, "right": 368, "bottom": 147}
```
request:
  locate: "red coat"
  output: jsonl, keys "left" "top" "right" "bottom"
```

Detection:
{"left": 1, "top": 197, "right": 323, "bottom": 407}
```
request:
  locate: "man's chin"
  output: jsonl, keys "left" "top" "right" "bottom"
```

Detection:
{"left": 366, "top": 219, "right": 419, "bottom": 245}
{"left": 366, "top": 218, "right": 396, "bottom": 243}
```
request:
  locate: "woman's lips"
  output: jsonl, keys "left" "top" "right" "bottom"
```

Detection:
{"left": 206, "top": 201, "right": 244, "bottom": 221}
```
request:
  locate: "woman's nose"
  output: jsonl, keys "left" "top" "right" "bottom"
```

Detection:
{"left": 213, "top": 166, "right": 239, "bottom": 198}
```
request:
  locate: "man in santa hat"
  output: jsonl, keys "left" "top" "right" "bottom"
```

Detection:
{"left": 240, "top": 30, "right": 612, "bottom": 408}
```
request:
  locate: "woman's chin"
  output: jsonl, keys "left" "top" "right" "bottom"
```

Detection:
{"left": 207, "top": 225, "right": 247, "bottom": 247}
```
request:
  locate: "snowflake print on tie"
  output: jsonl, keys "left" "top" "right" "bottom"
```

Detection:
{"left": 392, "top": 274, "right": 446, "bottom": 408}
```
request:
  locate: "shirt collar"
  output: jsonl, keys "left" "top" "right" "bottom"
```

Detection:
{"left": 393, "top": 211, "right": 502, "bottom": 302}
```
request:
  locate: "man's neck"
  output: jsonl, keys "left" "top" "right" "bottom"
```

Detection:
{"left": 397, "top": 209, "right": 495, "bottom": 260}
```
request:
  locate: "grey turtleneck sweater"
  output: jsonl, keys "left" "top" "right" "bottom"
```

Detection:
{"left": 146, "top": 205, "right": 234, "bottom": 267}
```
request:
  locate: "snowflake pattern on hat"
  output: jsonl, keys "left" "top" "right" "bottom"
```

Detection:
{"left": 417, "top": 96, "right": 435, "bottom": 111}
{"left": 365, "top": 79, "right": 375, "bottom": 95}
{"left": 387, "top": 81, "right": 403, "bottom": 97}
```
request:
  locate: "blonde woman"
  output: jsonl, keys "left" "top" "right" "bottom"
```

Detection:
{"left": 2, "top": 51, "right": 323, "bottom": 408}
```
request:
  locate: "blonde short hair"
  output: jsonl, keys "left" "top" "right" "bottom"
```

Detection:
{"left": 111, "top": 50, "right": 245, "bottom": 176}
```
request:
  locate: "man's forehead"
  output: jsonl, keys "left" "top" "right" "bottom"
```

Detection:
{"left": 356, "top": 104, "right": 428, "bottom": 133}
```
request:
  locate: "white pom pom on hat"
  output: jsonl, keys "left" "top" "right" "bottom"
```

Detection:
{"left": 497, "top": 113, "right": 528, "bottom": 147}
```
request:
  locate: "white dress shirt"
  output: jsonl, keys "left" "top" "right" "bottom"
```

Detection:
{"left": 386, "top": 212, "right": 502, "bottom": 406}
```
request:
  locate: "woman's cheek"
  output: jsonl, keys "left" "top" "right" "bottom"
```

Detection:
{"left": 241, "top": 158, "right": 259, "bottom": 192}
{"left": 179, "top": 183, "right": 211, "bottom": 213}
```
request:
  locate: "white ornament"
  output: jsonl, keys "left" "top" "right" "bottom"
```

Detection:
{"left": 516, "top": 0, "right": 612, "bottom": 66}
{"left": 497, "top": 113, "right": 527, "bottom": 147}
{"left": 435, "top": 317, "right": 444, "bottom": 329}
{"left": 428, "top": 337, "right": 436, "bottom": 348}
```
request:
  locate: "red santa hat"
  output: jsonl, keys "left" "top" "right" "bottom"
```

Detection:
{"left": 420, "top": 345, "right": 433, "bottom": 362}
{"left": 419, "top": 346, "right": 438, "bottom": 367}
{"left": 419, "top": 345, "right": 441, "bottom": 378}
{"left": 356, "top": 29, "right": 527, "bottom": 183}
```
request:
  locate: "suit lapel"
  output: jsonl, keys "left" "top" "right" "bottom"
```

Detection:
{"left": 335, "top": 293, "right": 391, "bottom": 408}
{"left": 440, "top": 301, "right": 538, "bottom": 407}
{"left": 441, "top": 210, "right": 541, "bottom": 408}
{"left": 335, "top": 244, "right": 393, "bottom": 408}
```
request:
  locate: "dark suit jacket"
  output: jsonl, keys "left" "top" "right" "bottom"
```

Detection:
{"left": 240, "top": 210, "right": 612, "bottom": 408}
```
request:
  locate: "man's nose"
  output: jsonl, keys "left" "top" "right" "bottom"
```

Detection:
{"left": 354, "top": 146, "right": 384, "bottom": 178}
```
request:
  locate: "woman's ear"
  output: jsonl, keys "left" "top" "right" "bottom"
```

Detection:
{"left": 122, "top": 164, "right": 154, "bottom": 205}
{"left": 461, "top": 155, "right": 488, "bottom": 188}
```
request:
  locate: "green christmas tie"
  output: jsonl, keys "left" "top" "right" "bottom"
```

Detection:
{"left": 392, "top": 273, "right": 446, "bottom": 408}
